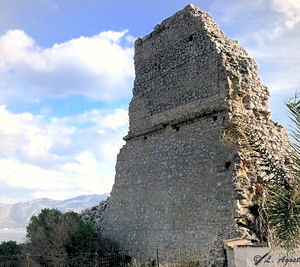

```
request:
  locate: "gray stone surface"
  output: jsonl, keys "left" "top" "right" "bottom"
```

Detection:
{"left": 81, "top": 198, "right": 108, "bottom": 233}
{"left": 97, "top": 4, "right": 290, "bottom": 266}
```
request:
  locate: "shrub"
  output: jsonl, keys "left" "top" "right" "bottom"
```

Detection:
{"left": 0, "top": 241, "right": 20, "bottom": 256}
{"left": 25, "top": 208, "right": 100, "bottom": 265}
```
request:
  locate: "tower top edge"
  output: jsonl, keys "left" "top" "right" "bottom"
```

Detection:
{"left": 134, "top": 4, "right": 211, "bottom": 48}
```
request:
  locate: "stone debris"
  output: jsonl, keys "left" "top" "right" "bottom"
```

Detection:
{"left": 81, "top": 198, "right": 108, "bottom": 233}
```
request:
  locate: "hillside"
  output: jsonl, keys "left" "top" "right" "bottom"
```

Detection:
{"left": 0, "top": 194, "right": 109, "bottom": 230}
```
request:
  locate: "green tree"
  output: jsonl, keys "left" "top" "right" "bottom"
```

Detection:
{"left": 25, "top": 208, "right": 98, "bottom": 265}
{"left": 26, "top": 208, "right": 63, "bottom": 245}
{"left": 0, "top": 241, "right": 20, "bottom": 256}
{"left": 65, "top": 220, "right": 97, "bottom": 255}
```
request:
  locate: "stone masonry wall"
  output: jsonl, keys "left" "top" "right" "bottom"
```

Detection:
{"left": 127, "top": 6, "right": 226, "bottom": 138}
{"left": 99, "top": 5, "right": 291, "bottom": 266}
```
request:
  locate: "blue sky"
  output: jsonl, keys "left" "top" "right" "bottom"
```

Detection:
{"left": 0, "top": 0, "right": 299, "bottom": 203}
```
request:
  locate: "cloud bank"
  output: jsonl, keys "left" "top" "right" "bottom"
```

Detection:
{"left": 0, "top": 29, "right": 133, "bottom": 202}
{"left": 0, "top": 30, "right": 134, "bottom": 102}
{"left": 0, "top": 105, "right": 128, "bottom": 202}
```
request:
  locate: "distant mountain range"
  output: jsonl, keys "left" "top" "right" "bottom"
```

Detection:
{"left": 0, "top": 194, "right": 109, "bottom": 230}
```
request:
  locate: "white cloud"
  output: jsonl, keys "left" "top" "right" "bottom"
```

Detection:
{"left": 0, "top": 29, "right": 134, "bottom": 102}
{"left": 270, "top": 0, "right": 300, "bottom": 30}
{"left": 264, "top": 0, "right": 300, "bottom": 39}
{"left": 0, "top": 105, "right": 73, "bottom": 165}
{"left": 0, "top": 106, "right": 128, "bottom": 201}
{"left": 0, "top": 28, "right": 131, "bottom": 200}
{"left": 211, "top": 0, "right": 300, "bottom": 93}
{"left": 101, "top": 108, "right": 128, "bottom": 131}
{"left": 242, "top": 0, "right": 300, "bottom": 40}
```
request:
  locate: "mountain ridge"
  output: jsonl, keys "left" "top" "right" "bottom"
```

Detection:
{"left": 0, "top": 194, "right": 109, "bottom": 230}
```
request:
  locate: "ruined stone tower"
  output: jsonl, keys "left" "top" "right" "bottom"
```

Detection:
{"left": 100, "top": 4, "right": 290, "bottom": 266}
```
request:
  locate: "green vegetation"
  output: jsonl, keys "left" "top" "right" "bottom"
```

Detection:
{"left": 223, "top": 96, "right": 300, "bottom": 251}
{"left": 187, "top": 261, "right": 201, "bottom": 267}
{"left": 264, "top": 97, "right": 300, "bottom": 250}
{"left": 24, "top": 208, "right": 120, "bottom": 265}
{"left": 26, "top": 209, "right": 99, "bottom": 256}
{"left": 264, "top": 183, "right": 300, "bottom": 249}
{"left": 0, "top": 208, "right": 129, "bottom": 266}
{"left": 0, "top": 241, "right": 20, "bottom": 256}
{"left": 65, "top": 220, "right": 97, "bottom": 255}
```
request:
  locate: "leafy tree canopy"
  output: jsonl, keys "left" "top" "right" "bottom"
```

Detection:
{"left": 25, "top": 208, "right": 98, "bottom": 265}
{"left": 0, "top": 241, "right": 20, "bottom": 256}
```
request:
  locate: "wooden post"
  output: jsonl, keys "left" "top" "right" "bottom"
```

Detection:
{"left": 156, "top": 247, "right": 159, "bottom": 267}
{"left": 94, "top": 252, "right": 99, "bottom": 267}
{"left": 26, "top": 253, "right": 30, "bottom": 267}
